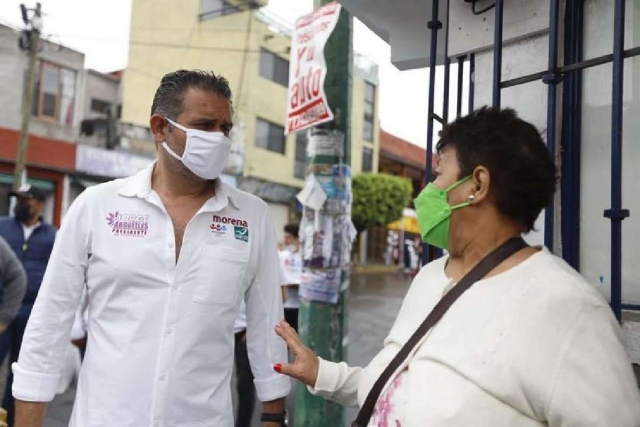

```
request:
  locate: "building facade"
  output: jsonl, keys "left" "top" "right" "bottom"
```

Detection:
{"left": 0, "top": 24, "right": 157, "bottom": 227}
{"left": 121, "top": 0, "right": 380, "bottom": 242}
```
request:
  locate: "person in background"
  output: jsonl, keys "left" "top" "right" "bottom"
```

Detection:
{"left": 0, "top": 185, "right": 55, "bottom": 425}
{"left": 280, "top": 224, "right": 302, "bottom": 332}
{"left": 0, "top": 236, "right": 27, "bottom": 350}
{"left": 233, "top": 301, "right": 255, "bottom": 427}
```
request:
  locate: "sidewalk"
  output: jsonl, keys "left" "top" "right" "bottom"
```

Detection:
{"left": 351, "top": 263, "right": 402, "bottom": 275}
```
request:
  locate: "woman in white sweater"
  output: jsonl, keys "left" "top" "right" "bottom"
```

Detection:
{"left": 274, "top": 107, "right": 640, "bottom": 427}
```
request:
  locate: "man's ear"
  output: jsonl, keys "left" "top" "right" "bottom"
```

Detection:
{"left": 150, "top": 114, "right": 168, "bottom": 145}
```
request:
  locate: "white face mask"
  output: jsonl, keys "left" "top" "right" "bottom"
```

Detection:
{"left": 162, "top": 118, "right": 231, "bottom": 180}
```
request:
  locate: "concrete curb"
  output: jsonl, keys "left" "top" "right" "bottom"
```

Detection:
{"left": 351, "top": 264, "right": 403, "bottom": 275}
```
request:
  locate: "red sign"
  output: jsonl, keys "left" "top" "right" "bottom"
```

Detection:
{"left": 285, "top": 1, "right": 341, "bottom": 135}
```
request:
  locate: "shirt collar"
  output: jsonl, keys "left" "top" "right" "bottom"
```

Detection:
{"left": 117, "top": 163, "right": 240, "bottom": 211}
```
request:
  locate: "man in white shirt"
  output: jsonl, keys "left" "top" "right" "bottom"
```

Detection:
{"left": 279, "top": 224, "right": 302, "bottom": 332}
{"left": 13, "top": 70, "right": 290, "bottom": 427}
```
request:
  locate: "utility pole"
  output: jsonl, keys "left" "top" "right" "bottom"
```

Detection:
{"left": 295, "top": 1, "right": 353, "bottom": 426}
{"left": 14, "top": 2, "right": 42, "bottom": 190}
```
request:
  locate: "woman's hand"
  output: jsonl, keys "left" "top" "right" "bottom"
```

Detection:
{"left": 273, "top": 320, "right": 320, "bottom": 388}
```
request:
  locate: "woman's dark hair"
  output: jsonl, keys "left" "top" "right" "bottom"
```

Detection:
{"left": 437, "top": 107, "right": 557, "bottom": 232}
{"left": 284, "top": 224, "right": 300, "bottom": 238}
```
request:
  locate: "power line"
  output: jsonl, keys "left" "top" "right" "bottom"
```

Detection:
{"left": 38, "top": 33, "right": 290, "bottom": 55}
{"left": 235, "top": 4, "right": 255, "bottom": 110}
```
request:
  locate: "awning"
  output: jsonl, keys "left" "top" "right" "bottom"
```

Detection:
{"left": 387, "top": 208, "right": 420, "bottom": 234}
{"left": 339, "top": 0, "right": 447, "bottom": 70}
{"left": 388, "top": 216, "right": 420, "bottom": 235}
{"left": 0, "top": 175, "right": 55, "bottom": 191}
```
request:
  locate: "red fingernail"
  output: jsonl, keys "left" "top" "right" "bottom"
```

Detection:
{"left": 274, "top": 364, "right": 282, "bottom": 373}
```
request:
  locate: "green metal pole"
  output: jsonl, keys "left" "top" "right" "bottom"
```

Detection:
{"left": 294, "top": 2, "right": 353, "bottom": 426}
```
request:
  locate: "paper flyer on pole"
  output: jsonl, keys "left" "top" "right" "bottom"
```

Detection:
{"left": 299, "top": 268, "right": 342, "bottom": 304}
{"left": 285, "top": 1, "right": 341, "bottom": 135}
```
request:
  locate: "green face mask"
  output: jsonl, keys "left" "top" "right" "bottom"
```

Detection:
{"left": 414, "top": 176, "right": 472, "bottom": 250}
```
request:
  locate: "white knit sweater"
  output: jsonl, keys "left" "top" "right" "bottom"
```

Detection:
{"left": 311, "top": 249, "right": 640, "bottom": 426}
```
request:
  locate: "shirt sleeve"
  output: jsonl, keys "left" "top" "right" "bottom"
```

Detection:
{"left": 12, "top": 190, "right": 91, "bottom": 402}
{"left": 546, "top": 305, "right": 640, "bottom": 427}
{"left": 0, "top": 237, "right": 26, "bottom": 325}
{"left": 70, "top": 287, "right": 89, "bottom": 341}
{"left": 245, "top": 204, "right": 291, "bottom": 402}
{"left": 308, "top": 357, "right": 362, "bottom": 407}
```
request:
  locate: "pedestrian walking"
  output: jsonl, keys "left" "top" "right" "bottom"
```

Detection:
{"left": 0, "top": 185, "right": 55, "bottom": 425}
{"left": 233, "top": 301, "right": 255, "bottom": 427}
{"left": 280, "top": 224, "right": 302, "bottom": 332}
{"left": 12, "top": 70, "right": 289, "bottom": 427}
{"left": 0, "top": 237, "right": 26, "bottom": 335}
{"left": 274, "top": 107, "right": 640, "bottom": 427}
{"left": 0, "top": 235, "right": 26, "bottom": 357}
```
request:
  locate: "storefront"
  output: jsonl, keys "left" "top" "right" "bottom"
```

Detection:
{"left": 0, "top": 128, "right": 75, "bottom": 227}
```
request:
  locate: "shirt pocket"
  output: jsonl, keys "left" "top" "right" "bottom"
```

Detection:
{"left": 193, "top": 245, "right": 249, "bottom": 306}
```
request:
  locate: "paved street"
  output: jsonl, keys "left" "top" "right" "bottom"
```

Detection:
{"left": 39, "top": 271, "right": 411, "bottom": 427}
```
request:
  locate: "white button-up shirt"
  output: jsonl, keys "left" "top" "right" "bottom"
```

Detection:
{"left": 13, "top": 165, "right": 290, "bottom": 427}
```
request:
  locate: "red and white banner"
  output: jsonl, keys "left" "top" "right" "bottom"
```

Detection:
{"left": 285, "top": 1, "right": 341, "bottom": 135}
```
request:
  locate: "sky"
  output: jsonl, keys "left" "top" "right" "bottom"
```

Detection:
{"left": 0, "top": 0, "right": 462, "bottom": 148}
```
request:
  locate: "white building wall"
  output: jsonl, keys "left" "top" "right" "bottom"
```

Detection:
{"left": 449, "top": 1, "right": 554, "bottom": 250}
{"left": 449, "top": 0, "right": 640, "bottom": 361}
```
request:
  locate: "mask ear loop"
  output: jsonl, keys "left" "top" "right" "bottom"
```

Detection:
{"left": 163, "top": 118, "right": 190, "bottom": 161}
{"left": 445, "top": 175, "right": 472, "bottom": 193}
{"left": 446, "top": 176, "right": 474, "bottom": 211}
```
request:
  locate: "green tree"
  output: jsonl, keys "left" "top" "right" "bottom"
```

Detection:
{"left": 352, "top": 173, "right": 413, "bottom": 232}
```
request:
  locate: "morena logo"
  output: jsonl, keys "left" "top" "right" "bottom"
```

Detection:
{"left": 210, "top": 224, "right": 228, "bottom": 232}
{"left": 212, "top": 215, "right": 248, "bottom": 228}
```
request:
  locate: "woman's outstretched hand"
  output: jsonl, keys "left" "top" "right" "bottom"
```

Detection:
{"left": 273, "top": 320, "right": 320, "bottom": 388}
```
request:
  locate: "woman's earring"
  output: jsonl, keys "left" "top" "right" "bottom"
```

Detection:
{"left": 468, "top": 194, "right": 476, "bottom": 202}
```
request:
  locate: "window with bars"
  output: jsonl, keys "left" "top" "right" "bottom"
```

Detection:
{"left": 363, "top": 82, "right": 376, "bottom": 141}
{"left": 294, "top": 132, "right": 307, "bottom": 179}
{"left": 362, "top": 147, "right": 373, "bottom": 172}
{"left": 91, "top": 98, "right": 112, "bottom": 114}
{"left": 255, "top": 118, "right": 286, "bottom": 154}
{"left": 30, "top": 61, "right": 76, "bottom": 126}
{"left": 199, "top": 0, "right": 240, "bottom": 20}
{"left": 260, "top": 48, "right": 290, "bottom": 87}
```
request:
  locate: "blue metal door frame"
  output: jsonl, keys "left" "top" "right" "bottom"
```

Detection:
{"left": 422, "top": 0, "right": 442, "bottom": 265}
{"left": 560, "top": 0, "right": 583, "bottom": 272}
{"left": 421, "top": 1, "right": 640, "bottom": 317}
{"left": 605, "top": 0, "right": 631, "bottom": 320}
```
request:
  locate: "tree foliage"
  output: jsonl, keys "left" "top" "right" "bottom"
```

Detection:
{"left": 351, "top": 173, "right": 413, "bottom": 232}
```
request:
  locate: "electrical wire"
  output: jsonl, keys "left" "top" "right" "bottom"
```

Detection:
{"left": 471, "top": 0, "right": 496, "bottom": 15}
{"left": 36, "top": 33, "right": 289, "bottom": 55}
{"left": 235, "top": 10, "right": 255, "bottom": 111}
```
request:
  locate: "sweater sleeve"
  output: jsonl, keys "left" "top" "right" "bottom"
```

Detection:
{"left": 308, "top": 357, "right": 363, "bottom": 407}
{"left": 0, "top": 237, "right": 26, "bottom": 325}
{"left": 545, "top": 306, "right": 640, "bottom": 427}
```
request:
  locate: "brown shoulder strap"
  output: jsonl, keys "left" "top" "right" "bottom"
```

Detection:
{"left": 352, "top": 237, "right": 528, "bottom": 427}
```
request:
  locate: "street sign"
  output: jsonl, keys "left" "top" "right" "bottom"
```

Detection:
{"left": 285, "top": 1, "right": 341, "bottom": 135}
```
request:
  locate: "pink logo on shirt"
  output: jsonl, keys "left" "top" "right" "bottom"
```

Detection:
{"left": 106, "top": 212, "right": 150, "bottom": 237}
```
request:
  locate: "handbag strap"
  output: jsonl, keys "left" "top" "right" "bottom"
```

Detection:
{"left": 352, "top": 237, "right": 528, "bottom": 427}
